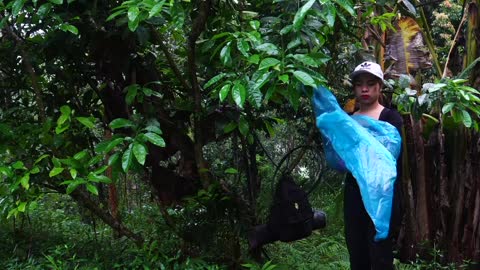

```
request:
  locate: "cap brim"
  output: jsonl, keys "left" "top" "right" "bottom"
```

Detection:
{"left": 349, "top": 70, "right": 383, "bottom": 81}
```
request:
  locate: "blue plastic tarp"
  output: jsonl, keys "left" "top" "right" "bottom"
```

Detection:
{"left": 312, "top": 86, "right": 401, "bottom": 241}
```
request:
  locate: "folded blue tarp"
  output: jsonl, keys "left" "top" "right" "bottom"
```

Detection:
{"left": 312, "top": 86, "right": 401, "bottom": 241}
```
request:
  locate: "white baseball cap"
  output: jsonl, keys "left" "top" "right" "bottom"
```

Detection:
{"left": 349, "top": 61, "right": 384, "bottom": 81}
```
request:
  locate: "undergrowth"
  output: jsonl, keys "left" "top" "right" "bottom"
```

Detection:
{"left": 1, "top": 179, "right": 476, "bottom": 269}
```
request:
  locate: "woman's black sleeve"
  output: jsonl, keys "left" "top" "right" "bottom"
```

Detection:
{"left": 384, "top": 109, "right": 403, "bottom": 135}
{"left": 381, "top": 108, "right": 404, "bottom": 179}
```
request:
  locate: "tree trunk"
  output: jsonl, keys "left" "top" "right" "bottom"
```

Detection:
{"left": 412, "top": 118, "right": 430, "bottom": 243}
{"left": 398, "top": 117, "right": 417, "bottom": 261}
{"left": 105, "top": 130, "right": 121, "bottom": 227}
{"left": 188, "top": 0, "right": 213, "bottom": 188}
{"left": 461, "top": 131, "right": 475, "bottom": 260}
{"left": 473, "top": 187, "right": 480, "bottom": 261}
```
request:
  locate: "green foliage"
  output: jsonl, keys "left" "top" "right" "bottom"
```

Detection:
{"left": 395, "top": 245, "right": 472, "bottom": 270}
{"left": 242, "top": 260, "right": 277, "bottom": 270}
{"left": 0, "top": 0, "right": 478, "bottom": 267}
{"left": 430, "top": 1, "right": 463, "bottom": 63}
{"left": 370, "top": 12, "right": 396, "bottom": 32}
{"left": 106, "top": 0, "right": 168, "bottom": 31}
{"left": 0, "top": 190, "right": 226, "bottom": 269}
{"left": 392, "top": 75, "right": 480, "bottom": 131}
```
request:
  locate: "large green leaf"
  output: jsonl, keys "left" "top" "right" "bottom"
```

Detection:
{"left": 75, "top": 117, "right": 95, "bottom": 128}
{"left": 144, "top": 119, "right": 162, "bottom": 134}
{"left": 149, "top": 0, "right": 166, "bottom": 18}
{"left": 49, "top": 167, "right": 64, "bottom": 177}
{"left": 249, "top": 87, "right": 263, "bottom": 108}
{"left": 442, "top": 103, "right": 455, "bottom": 114}
{"left": 256, "top": 43, "right": 279, "bottom": 56}
{"left": 12, "top": 161, "right": 25, "bottom": 170}
{"left": 220, "top": 42, "right": 232, "bottom": 66}
{"left": 88, "top": 173, "right": 111, "bottom": 183}
{"left": 237, "top": 38, "right": 250, "bottom": 57}
{"left": 400, "top": 0, "right": 417, "bottom": 16}
{"left": 249, "top": 20, "right": 260, "bottom": 30}
{"left": 132, "top": 142, "right": 147, "bottom": 165}
{"left": 252, "top": 71, "right": 271, "bottom": 90}
{"left": 259, "top": 58, "right": 280, "bottom": 70}
{"left": 73, "top": 150, "right": 87, "bottom": 160}
{"left": 264, "top": 120, "right": 275, "bottom": 138}
{"left": 109, "top": 118, "right": 135, "bottom": 129}
{"left": 324, "top": 2, "right": 336, "bottom": 28}
{"left": 291, "top": 54, "right": 319, "bottom": 67}
{"left": 219, "top": 84, "right": 231, "bottom": 102}
{"left": 125, "top": 84, "right": 139, "bottom": 105}
{"left": 462, "top": 110, "right": 472, "bottom": 128}
{"left": 107, "top": 8, "right": 126, "bottom": 22}
{"left": 30, "top": 166, "right": 40, "bottom": 174}
{"left": 458, "top": 57, "right": 480, "bottom": 79}
{"left": 108, "top": 153, "right": 120, "bottom": 166}
{"left": 248, "top": 54, "right": 260, "bottom": 64}
{"left": 122, "top": 144, "right": 133, "bottom": 172}
{"left": 144, "top": 132, "right": 165, "bottom": 147}
{"left": 93, "top": 165, "right": 108, "bottom": 175}
{"left": 37, "top": 3, "right": 52, "bottom": 18}
{"left": 223, "top": 122, "right": 237, "bottom": 134}
{"left": 86, "top": 183, "right": 99, "bottom": 196}
{"left": 144, "top": 125, "right": 162, "bottom": 135}
{"left": 33, "top": 154, "right": 50, "bottom": 165}
{"left": 20, "top": 173, "right": 30, "bottom": 190}
{"left": 98, "top": 137, "right": 125, "bottom": 153}
{"left": 279, "top": 74, "right": 289, "bottom": 84}
{"left": 56, "top": 114, "right": 69, "bottom": 126}
{"left": 17, "top": 202, "right": 27, "bottom": 212}
{"left": 224, "top": 168, "right": 238, "bottom": 174}
{"left": 293, "top": 0, "right": 316, "bottom": 31}
{"left": 280, "top": 25, "right": 293, "bottom": 35}
{"left": 238, "top": 117, "right": 249, "bottom": 136}
{"left": 293, "top": 70, "right": 316, "bottom": 88}
{"left": 287, "top": 37, "right": 301, "bottom": 50}
{"left": 204, "top": 73, "right": 227, "bottom": 89}
{"left": 59, "top": 24, "right": 79, "bottom": 35}
{"left": 66, "top": 181, "right": 80, "bottom": 195}
{"left": 12, "top": 0, "right": 26, "bottom": 16}
{"left": 70, "top": 168, "right": 77, "bottom": 179}
{"left": 60, "top": 105, "right": 71, "bottom": 117}
{"left": 334, "top": 0, "right": 355, "bottom": 16}
{"left": 127, "top": 6, "right": 140, "bottom": 22}
{"left": 128, "top": 17, "right": 140, "bottom": 32}
{"left": 289, "top": 85, "right": 301, "bottom": 111}
{"left": 232, "top": 81, "right": 246, "bottom": 108}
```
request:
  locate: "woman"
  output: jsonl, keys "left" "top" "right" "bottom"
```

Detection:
{"left": 344, "top": 61, "right": 403, "bottom": 270}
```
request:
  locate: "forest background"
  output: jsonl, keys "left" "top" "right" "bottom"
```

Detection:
{"left": 1, "top": 0, "right": 479, "bottom": 269}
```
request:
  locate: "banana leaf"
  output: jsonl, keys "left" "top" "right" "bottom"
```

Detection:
{"left": 385, "top": 17, "right": 432, "bottom": 78}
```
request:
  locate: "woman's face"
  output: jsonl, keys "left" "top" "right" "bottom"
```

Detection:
{"left": 353, "top": 73, "right": 382, "bottom": 107}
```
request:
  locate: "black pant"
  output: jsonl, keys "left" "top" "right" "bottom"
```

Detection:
{"left": 344, "top": 176, "right": 396, "bottom": 270}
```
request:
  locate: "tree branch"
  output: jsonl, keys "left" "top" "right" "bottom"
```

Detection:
{"left": 149, "top": 27, "right": 191, "bottom": 92}
{"left": 70, "top": 188, "right": 144, "bottom": 245}
{"left": 442, "top": 7, "right": 468, "bottom": 78}
{"left": 187, "top": 0, "right": 213, "bottom": 187}
{"left": 0, "top": 14, "right": 46, "bottom": 122}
